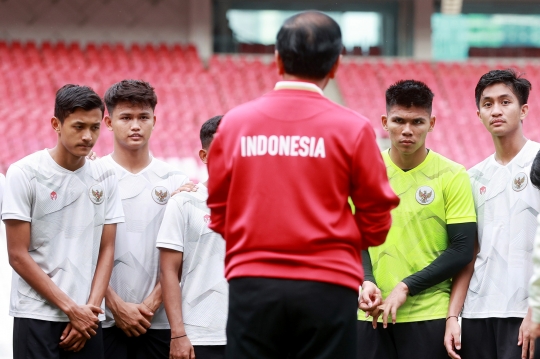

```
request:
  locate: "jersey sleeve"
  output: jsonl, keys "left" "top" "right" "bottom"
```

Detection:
{"left": 0, "top": 173, "right": 5, "bottom": 214}
{"left": 156, "top": 198, "right": 187, "bottom": 252}
{"left": 2, "top": 165, "right": 33, "bottom": 222}
{"left": 444, "top": 167, "right": 477, "bottom": 224}
{"left": 104, "top": 173, "right": 125, "bottom": 224}
{"left": 350, "top": 125, "right": 400, "bottom": 249}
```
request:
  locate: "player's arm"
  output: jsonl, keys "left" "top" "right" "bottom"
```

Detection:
{"left": 359, "top": 250, "right": 382, "bottom": 326}
{"left": 350, "top": 125, "right": 400, "bottom": 249}
{"left": 157, "top": 198, "right": 195, "bottom": 359}
{"left": 207, "top": 130, "right": 231, "bottom": 237}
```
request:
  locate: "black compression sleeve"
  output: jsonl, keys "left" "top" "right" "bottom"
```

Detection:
{"left": 402, "top": 222, "right": 476, "bottom": 296}
{"left": 362, "top": 250, "right": 376, "bottom": 284}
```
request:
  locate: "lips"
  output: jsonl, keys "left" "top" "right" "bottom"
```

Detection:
{"left": 129, "top": 134, "right": 143, "bottom": 138}
{"left": 400, "top": 140, "right": 414, "bottom": 144}
{"left": 490, "top": 119, "right": 505, "bottom": 125}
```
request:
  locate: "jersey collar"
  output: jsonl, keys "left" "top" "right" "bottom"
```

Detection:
{"left": 274, "top": 81, "right": 324, "bottom": 96}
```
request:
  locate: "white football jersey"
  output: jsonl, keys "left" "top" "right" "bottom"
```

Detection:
{"left": 464, "top": 140, "right": 540, "bottom": 319}
{"left": 2, "top": 149, "right": 124, "bottom": 322}
{"left": 0, "top": 173, "right": 5, "bottom": 213}
{"left": 102, "top": 155, "right": 189, "bottom": 329}
{"left": 156, "top": 184, "right": 227, "bottom": 345}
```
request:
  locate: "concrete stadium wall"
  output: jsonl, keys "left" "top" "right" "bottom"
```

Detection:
{"left": 0, "top": 0, "right": 212, "bottom": 59}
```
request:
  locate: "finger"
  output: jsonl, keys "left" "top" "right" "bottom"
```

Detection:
{"left": 139, "top": 306, "right": 154, "bottom": 318}
{"left": 391, "top": 305, "right": 397, "bottom": 325}
{"left": 89, "top": 305, "right": 104, "bottom": 315}
{"left": 530, "top": 337, "right": 535, "bottom": 359}
{"left": 371, "top": 296, "right": 382, "bottom": 308}
{"left": 191, "top": 346, "right": 196, "bottom": 359}
{"left": 454, "top": 330, "right": 462, "bottom": 351}
{"left": 522, "top": 336, "right": 529, "bottom": 359}
{"left": 382, "top": 307, "right": 390, "bottom": 329}
{"left": 519, "top": 328, "right": 524, "bottom": 345}
{"left": 60, "top": 323, "right": 71, "bottom": 341}
{"left": 372, "top": 315, "right": 378, "bottom": 329}
{"left": 444, "top": 338, "right": 460, "bottom": 359}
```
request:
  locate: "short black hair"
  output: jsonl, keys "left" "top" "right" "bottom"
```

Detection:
{"left": 531, "top": 150, "right": 540, "bottom": 189}
{"left": 276, "top": 11, "right": 342, "bottom": 80}
{"left": 475, "top": 69, "right": 531, "bottom": 109}
{"left": 104, "top": 80, "right": 158, "bottom": 115}
{"left": 54, "top": 84, "right": 104, "bottom": 123}
{"left": 200, "top": 116, "right": 223, "bottom": 149}
{"left": 385, "top": 80, "right": 434, "bottom": 113}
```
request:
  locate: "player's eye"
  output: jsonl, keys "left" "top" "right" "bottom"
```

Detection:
{"left": 483, "top": 102, "right": 491, "bottom": 107}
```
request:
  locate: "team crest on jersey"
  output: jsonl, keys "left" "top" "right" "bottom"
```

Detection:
{"left": 152, "top": 186, "right": 170, "bottom": 204}
{"left": 89, "top": 184, "right": 105, "bottom": 205}
{"left": 204, "top": 214, "right": 211, "bottom": 224}
{"left": 512, "top": 172, "right": 528, "bottom": 192}
{"left": 50, "top": 191, "right": 57, "bottom": 200}
{"left": 480, "top": 186, "right": 486, "bottom": 195}
{"left": 415, "top": 186, "right": 435, "bottom": 205}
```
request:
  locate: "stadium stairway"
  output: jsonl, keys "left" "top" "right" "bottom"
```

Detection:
{"left": 1, "top": 41, "right": 540, "bottom": 174}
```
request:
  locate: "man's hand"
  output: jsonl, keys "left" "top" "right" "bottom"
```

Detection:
{"left": 530, "top": 321, "right": 540, "bottom": 340}
{"left": 171, "top": 182, "right": 198, "bottom": 197}
{"left": 110, "top": 301, "right": 153, "bottom": 337}
{"left": 65, "top": 304, "right": 101, "bottom": 339}
{"left": 359, "top": 281, "right": 382, "bottom": 319}
{"left": 59, "top": 323, "right": 87, "bottom": 352}
{"left": 519, "top": 308, "right": 535, "bottom": 359}
{"left": 86, "top": 151, "right": 98, "bottom": 161}
{"left": 379, "top": 282, "right": 409, "bottom": 328}
{"left": 444, "top": 317, "right": 462, "bottom": 359}
{"left": 170, "top": 336, "right": 195, "bottom": 359}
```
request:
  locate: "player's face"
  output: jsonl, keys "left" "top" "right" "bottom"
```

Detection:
{"left": 106, "top": 102, "right": 155, "bottom": 150}
{"left": 55, "top": 108, "right": 102, "bottom": 157}
{"left": 383, "top": 105, "right": 434, "bottom": 155}
{"left": 477, "top": 83, "right": 528, "bottom": 137}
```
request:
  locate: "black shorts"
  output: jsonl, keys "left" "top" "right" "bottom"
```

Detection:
{"left": 103, "top": 326, "right": 170, "bottom": 359}
{"left": 226, "top": 277, "right": 358, "bottom": 359}
{"left": 461, "top": 317, "right": 525, "bottom": 359}
{"left": 13, "top": 317, "right": 104, "bottom": 359}
{"left": 356, "top": 319, "right": 447, "bottom": 359}
{"left": 194, "top": 345, "right": 226, "bottom": 359}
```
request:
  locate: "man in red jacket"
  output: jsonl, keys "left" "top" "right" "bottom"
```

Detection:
{"left": 207, "top": 11, "right": 399, "bottom": 359}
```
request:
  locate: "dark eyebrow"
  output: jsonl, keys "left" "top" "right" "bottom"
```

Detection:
{"left": 390, "top": 116, "right": 426, "bottom": 121}
{"left": 481, "top": 94, "right": 512, "bottom": 102}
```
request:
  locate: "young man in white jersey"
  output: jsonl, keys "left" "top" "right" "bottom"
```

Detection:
{"left": 158, "top": 115, "right": 228, "bottom": 359}
{"left": 100, "top": 80, "right": 194, "bottom": 359}
{"left": 444, "top": 69, "right": 540, "bottom": 359}
{"left": 2, "top": 84, "right": 125, "bottom": 359}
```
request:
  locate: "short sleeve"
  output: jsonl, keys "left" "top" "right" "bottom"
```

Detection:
{"left": 0, "top": 173, "right": 5, "bottom": 214}
{"left": 156, "top": 198, "right": 186, "bottom": 252}
{"left": 104, "top": 174, "right": 125, "bottom": 225}
{"left": 444, "top": 167, "right": 477, "bottom": 225}
{"left": 2, "top": 166, "right": 33, "bottom": 222}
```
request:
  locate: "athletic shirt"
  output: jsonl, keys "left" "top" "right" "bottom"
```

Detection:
{"left": 2, "top": 149, "right": 124, "bottom": 322}
{"left": 362, "top": 150, "right": 476, "bottom": 323}
{"left": 0, "top": 173, "right": 5, "bottom": 213}
{"left": 101, "top": 155, "right": 189, "bottom": 329}
{"left": 464, "top": 140, "right": 540, "bottom": 319}
{"left": 156, "top": 184, "right": 227, "bottom": 345}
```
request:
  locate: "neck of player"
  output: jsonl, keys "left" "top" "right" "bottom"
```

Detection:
{"left": 111, "top": 141, "right": 152, "bottom": 174}
{"left": 492, "top": 128, "right": 527, "bottom": 166}
{"left": 389, "top": 144, "right": 428, "bottom": 171}
{"left": 48, "top": 145, "right": 87, "bottom": 172}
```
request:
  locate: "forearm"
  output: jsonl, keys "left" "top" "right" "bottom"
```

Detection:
{"left": 88, "top": 224, "right": 116, "bottom": 307}
{"left": 161, "top": 269, "right": 186, "bottom": 336}
{"left": 403, "top": 222, "right": 476, "bottom": 296}
{"left": 143, "top": 281, "right": 163, "bottom": 312}
{"left": 104, "top": 285, "right": 124, "bottom": 314}
{"left": 362, "top": 250, "right": 376, "bottom": 284}
{"left": 447, "top": 239, "right": 478, "bottom": 316}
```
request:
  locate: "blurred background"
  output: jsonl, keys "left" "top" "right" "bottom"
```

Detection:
{"left": 1, "top": 0, "right": 540, "bottom": 356}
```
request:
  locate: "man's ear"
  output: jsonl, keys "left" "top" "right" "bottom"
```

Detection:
{"left": 429, "top": 116, "right": 436, "bottom": 132}
{"left": 104, "top": 115, "right": 113, "bottom": 131}
{"left": 521, "top": 104, "right": 529, "bottom": 122}
{"left": 381, "top": 115, "right": 388, "bottom": 131}
{"left": 328, "top": 55, "right": 342, "bottom": 80}
{"left": 199, "top": 149, "right": 208, "bottom": 164}
{"left": 51, "top": 117, "right": 61, "bottom": 134}
{"left": 275, "top": 51, "right": 285, "bottom": 76}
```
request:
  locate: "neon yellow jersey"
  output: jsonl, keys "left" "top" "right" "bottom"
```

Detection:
{"left": 359, "top": 150, "right": 476, "bottom": 323}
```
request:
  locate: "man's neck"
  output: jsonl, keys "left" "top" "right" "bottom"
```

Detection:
{"left": 111, "top": 143, "right": 152, "bottom": 174}
{"left": 389, "top": 145, "right": 428, "bottom": 171}
{"left": 282, "top": 74, "right": 329, "bottom": 91}
{"left": 492, "top": 130, "right": 528, "bottom": 166}
{"left": 48, "top": 145, "right": 86, "bottom": 172}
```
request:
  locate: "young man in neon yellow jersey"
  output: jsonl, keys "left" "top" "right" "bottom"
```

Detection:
{"left": 357, "top": 80, "right": 477, "bottom": 359}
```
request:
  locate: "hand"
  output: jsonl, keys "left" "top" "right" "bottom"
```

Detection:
{"left": 171, "top": 182, "right": 198, "bottom": 197}
{"left": 444, "top": 317, "right": 462, "bottom": 359}
{"left": 59, "top": 323, "right": 87, "bottom": 352}
{"left": 379, "top": 282, "right": 409, "bottom": 328}
{"left": 170, "top": 336, "right": 195, "bottom": 359}
{"left": 86, "top": 150, "right": 98, "bottom": 161}
{"left": 110, "top": 301, "right": 153, "bottom": 337}
{"left": 519, "top": 308, "right": 535, "bottom": 359}
{"left": 531, "top": 321, "right": 540, "bottom": 340}
{"left": 359, "top": 281, "right": 382, "bottom": 318}
{"left": 65, "top": 304, "right": 101, "bottom": 339}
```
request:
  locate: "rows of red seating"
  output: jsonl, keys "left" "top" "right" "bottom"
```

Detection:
{"left": 337, "top": 59, "right": 540, "bottom": 168}
{"left": 1, "top": 41, "right": 540, "bottom": 173}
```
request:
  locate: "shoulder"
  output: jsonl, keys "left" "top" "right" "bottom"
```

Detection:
{"left": 149, "top": 159, "right": 188, "bottom": 182}
{"left": 468, "top": 156, "right": 493, "bottom": 180}
{"left": 87, "top": 158, "right": 118, "bottom": 186}
{"left": 8, "top": 150, "right": 47, "bottom": 178}
{"left": 431, "top": 152, "right": 467, "bottom": 174}
{"left": 170, "top": 190, "right": 206, "bottom": 207}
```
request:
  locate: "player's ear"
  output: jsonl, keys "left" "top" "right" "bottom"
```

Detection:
{"left": 104, "top": 115, "right": 113, "bottom": 131}
{"left": 328, "top": 55, "right": 342, "bottom": 79}
{"left": 520, "top": 103, "right": 529, "bottom": 122}
{"left": 152, "top": 115, "right": 157, "bottom": 129}
{"left": 429, "top": 116, "right": 436, "bottom": 132}
{"left": 199, "top": 149, "right": 208, "bottom": 164}
{"left": 381, "top": 115, "right": 388, "bottom": 131}
{"left": 51, "top": 117, "right": 61, "bottom": 134}
{"left": 275, "top": 51, "right": 285, "bottom": 76}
